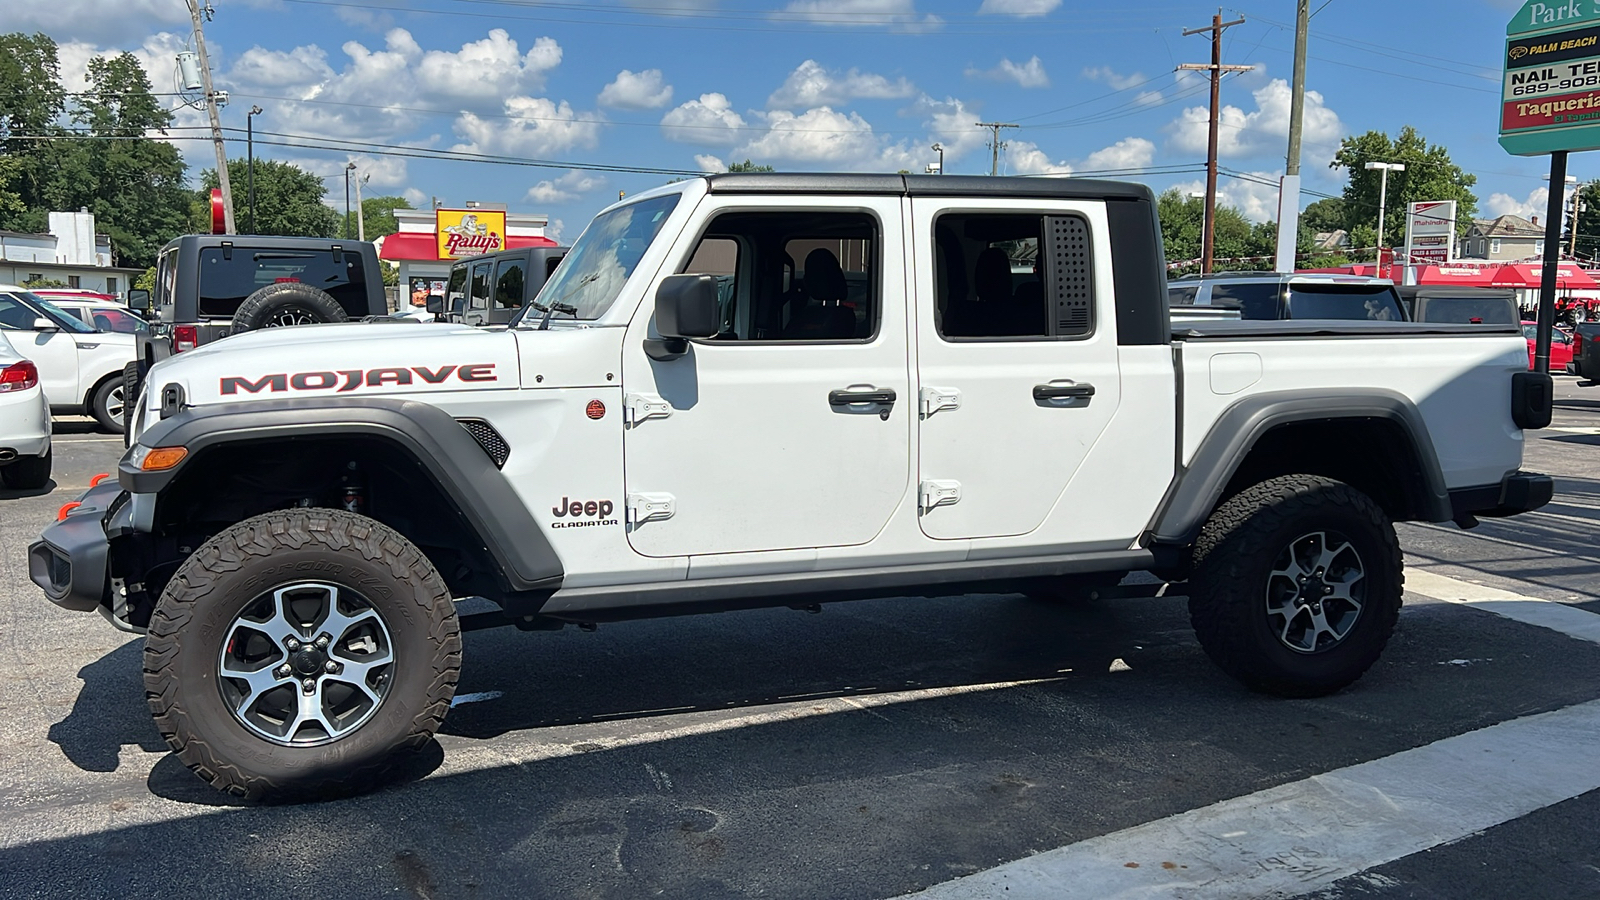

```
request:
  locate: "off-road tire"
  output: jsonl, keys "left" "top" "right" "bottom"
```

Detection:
{"left": 232, "top": 282, "right": 348, "bottom": 332}
{"left": 121, "top": 360, "right": 141, "bottom": 446}
{"left": 1187, "top": 474, "right": 1402, "bottom": 698}
{"left": 2, "top": 447, "right": 51, "bottom": 490}
{"left": 88, "top": 376, "right": 124, "bottom": 434}
{"left": 143, "top": 509, "right": 461, "bottom": 801}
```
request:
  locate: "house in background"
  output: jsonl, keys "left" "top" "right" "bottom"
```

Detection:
{"left": 0, "top": 210, "right": 143, "bottom": 296}
{"left": 1461, "top": 215, "right": 1545, "bottom": 261}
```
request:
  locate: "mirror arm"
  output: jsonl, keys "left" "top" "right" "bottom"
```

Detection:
{"left": 643, "top": 337, "right": 689, "bottom": 361}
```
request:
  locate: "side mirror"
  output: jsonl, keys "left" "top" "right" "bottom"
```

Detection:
{"left": 32, "top": 317, "right": 58, "bottom": 332}
{"left": 647, "top": 275, "right": 719, "bottom": 361}
{"left": 127, "top": 288, "right": 151, "bottom": 314}
{"left": 426, "top": 294, "right": 443, "bottom": 314}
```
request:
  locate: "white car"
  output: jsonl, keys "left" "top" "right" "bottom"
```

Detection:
{"left": 31, "top": 291, "right": 149, "bottom": 335}
{"left": 0, "top": 287, "right": 136, "bottom": 432}
{"left": 0, "top": 337, "right": 51, "bottom": 489}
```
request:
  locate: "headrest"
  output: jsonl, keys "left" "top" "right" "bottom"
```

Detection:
{"left": 803, "top": 248, "right": 847, "bottom": 303}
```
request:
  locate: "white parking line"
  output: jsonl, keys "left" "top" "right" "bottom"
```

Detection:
{"left": 898, "top": 571, "right": 1600, "bottom": 900}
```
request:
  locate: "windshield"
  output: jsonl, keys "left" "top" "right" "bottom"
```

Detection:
{"left": 18, "top": 293, "right": 96, "bottom": 333}
{"left": 526, "top": 194, "right": 680, "bottom": 322}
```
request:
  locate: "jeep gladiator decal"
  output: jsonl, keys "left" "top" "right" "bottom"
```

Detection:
{"left": 221, "top": 364, "right": 497, "bottom": 395}
{"left": 550, "top": 497, "right": 618, "bottom": 528}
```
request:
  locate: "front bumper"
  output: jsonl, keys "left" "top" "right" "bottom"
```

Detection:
{"left": 28, "top": 481, "right": 126, "bottom": 613}
{"left": 1448, "top": 471, "right": 1555, "bottom": 523}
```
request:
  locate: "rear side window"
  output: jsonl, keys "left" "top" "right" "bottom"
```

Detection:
{"left": 197, "top": 249, "right": 367, "bottom": 318}
{"left": 447, "top": 265, "right": 468, "bottom": 313}
{"left": 1287, "top": 284, "right": 1403, "bottom": 321}
{"left": 932, "top": 212, "right": 1094, "bottom": 340}
{"left": 470, "top": 261, "right": 492, "bottom": 312}
{"left": 1414, "top": 296, "right": 1517, "bottom": 325}
{"left": 1209, "top": 282, "right": 1283, "bottom": 320}
{"left": 493, "top": 257, "right": 526, "bottom": 310}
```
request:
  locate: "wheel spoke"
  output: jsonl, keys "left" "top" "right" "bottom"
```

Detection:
{"left": 221, "top": 659, "right": 286, "bottom": 712}
{"left": 320, "top": 595, "right": 380, "bottom": 643}
{"left": 288, "top": 683, "right": 337, "bottom": 739}
{"left": 1316, "top": 537, "right": 1355, "bottom": 572}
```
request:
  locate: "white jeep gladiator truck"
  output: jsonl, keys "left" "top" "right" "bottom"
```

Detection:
{"left": 30, "top": 174, "right": 1554, "bottom": 801}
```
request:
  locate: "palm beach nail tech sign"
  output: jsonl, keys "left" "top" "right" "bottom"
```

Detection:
{"left": 1502, "top": 1, "right": 1600, "bottom": 155}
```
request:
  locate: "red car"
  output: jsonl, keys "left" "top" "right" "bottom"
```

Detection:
{"left": 1521, "top": 321, "right": 1575, "bottom": 371}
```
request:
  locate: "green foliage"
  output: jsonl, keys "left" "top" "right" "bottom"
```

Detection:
{"left": 1299, "top": 198, "right": 1346, "bottom": 236}
{"left": 727, "top": 159, "right": 775, "bottom": 173}
{"left": 21, "top": 276, "right": 69, "bottom": 288}
{"left": 360, "top": 195, "right": 413, "bottom": 241}
{"left": 206, "top": 158, "right": 340, "bottom": 238}
{"left": 134, "top": 266, "right": 156, "bottom": 292}
{"left": 1562, "top": 179, "right": 1600, "bottom": 261}
{"left": 1157, "top": 189, "right": 1280, "bottom": 274}
{"left": 1329, "top": 127, "right": 1478, "bottom": 250}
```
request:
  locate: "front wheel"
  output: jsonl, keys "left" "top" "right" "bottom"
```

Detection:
{"left": 143, "top": 509, "right": 461, "bottom": 801}
{"left": 89, "top": 376, "right": 125, "bottom": 434}
{"left": 1187, "top": 475, "right": 1402, "bottom": 698}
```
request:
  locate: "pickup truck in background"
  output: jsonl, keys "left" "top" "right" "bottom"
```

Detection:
{"left": 1167, "top": 272, "right": 1406, "bottom": 321}
{"left": 31, "top": 174, "right": 1554, "bottom": 801}
{"left": 1570, "top": 321, "right": 1600, "bottom": 383}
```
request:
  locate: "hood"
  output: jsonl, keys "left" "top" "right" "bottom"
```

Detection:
{"left": 148, "top": 320, "right": 522, "bottom": 407}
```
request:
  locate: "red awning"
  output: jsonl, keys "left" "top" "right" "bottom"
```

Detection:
{"left": 379, "top": 232, "right": 559, "bottom": 262}
{"left": 1488, "top": 263, "right": 1599, "bottom": 289}
{"left": 1413, "top": 264, "right": 1499, "bottom": 287}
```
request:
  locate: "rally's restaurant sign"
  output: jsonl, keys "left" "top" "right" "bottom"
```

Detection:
{"left": 435, "top": 208, "right": 507, "bottom": 260}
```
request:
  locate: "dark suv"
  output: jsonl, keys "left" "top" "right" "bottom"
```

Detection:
{"left": 435, "top": 245, "right": 565, "bottom": 326}
{"left": 125, "top": 235, "right": 386, "bottom": 413}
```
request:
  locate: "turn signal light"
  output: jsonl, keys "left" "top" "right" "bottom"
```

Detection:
{"left": 0, "top": 360, "right": 39, "bottom": 393}
{"left": 173, "top": 324, "right": 198, "bottom": 353}
{"left": 139, "top": 447, "right": 188, "bottom": 471}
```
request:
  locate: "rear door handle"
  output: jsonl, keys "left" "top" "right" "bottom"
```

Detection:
{"left": 829, "top": 387, "right": 897, "bottom": 406}
{"left": 1032, "top": 382, "right": 1095, "bottom": 400}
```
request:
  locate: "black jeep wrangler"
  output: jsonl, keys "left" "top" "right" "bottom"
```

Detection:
{"left": 125, "top": 235, "right": 387, "bottom": 430}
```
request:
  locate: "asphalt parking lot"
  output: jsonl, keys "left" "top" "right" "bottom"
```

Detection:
{"left": 1, "top": 387, "right": 1597, "bottom": 900}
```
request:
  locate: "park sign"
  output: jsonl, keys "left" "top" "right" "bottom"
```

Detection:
{"left": 1501, "top": 1, "right": 1600, "bottom": 155}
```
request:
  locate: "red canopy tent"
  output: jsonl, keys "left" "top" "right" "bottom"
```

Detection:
{"left": 1411, "top": 264, "right": 1499, "bottom": 287}
{"left": 1487, "top": 262, "right": 1599, "bottom": 290}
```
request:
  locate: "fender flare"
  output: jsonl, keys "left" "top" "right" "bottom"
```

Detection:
{"left": 120, "top": 397, "right": 563, "bottom": 593}
{"left": 1145, "top": 388, "right": 1451, "bottom": 548}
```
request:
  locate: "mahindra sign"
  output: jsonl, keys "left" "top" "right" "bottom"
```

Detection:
{"left": 435, "top": 208, "right": 507, "bottom": 260}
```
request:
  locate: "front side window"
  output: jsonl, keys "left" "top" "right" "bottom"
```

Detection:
{"left": 446, "top": 265, "right": 468, "bottom": 313}
{"left": 197, "top": 248, "right": 367, "bottom": 318}
{"left": 531, "top": 193, "right": 680, "bottom": 322}
{"left": 677, "top": 210, "right": 877, "bottom": 341}
{"left": 933, "top": 212, "right": 1092, "bottom": 340}
{"left": 493, "top": 258, "right": 526, "bottom": 310}
{"left": 1209, "top": 282, "right": 1283, "bottom": 320}
{"left": 469, "top": 261, "right": 492, "bottom": 312}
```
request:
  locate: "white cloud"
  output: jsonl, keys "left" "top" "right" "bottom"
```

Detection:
{"left": 1082, "top": 66, "right": 1149, "bottom": 91}
{"left": 1006, "top": 136, "right": 1155, "bottom": 177}
{"left": 1172, "top": 172, "right": 1285, "bottom": 223}
{"left": 1487, "top": 188, "right": 1548, "bottom": 220}
{"left": 738, "top": 106, "right": 886, "bottom": 164}
{"left": 526, "top": 169, "right": 605, "bottom": 203}
{"left": 3, "top": 0, "right": 189, "bottom": 44}
{"left": 402, "top": 187, "right": 429, "bottom": 207}
{"left": 230, "top": 45, "right": 337, "bottom": 89}
{"left": 967, "top": 56, "right": 1049, "bottom": 89}
{"left": 767, "top": 59, "right": 915, "bottom": 108}
{"left": 598, "top": 68, "right": 674, "bottom": 110}
{"left": 694, "top": 154, "right": 728, "bottom": 173}
{"left": 781, "top": 0, "right": 942, "bottom": 31}
{"left": 1167, "top": 78, "right": 1342, "bottom": 163}
{"left": 1081, "top": 136, "right": 1155, "bottom": 172}
{"left": 452, "top": 97, "right": 602, "bottom": 156}
{"left": 413, "top": 31, "right": 562, "bottom": 102}
{"left": 1007, "top": 141, "right": 1074, "bottom": 176}
{"left": 977, "top": 0, "right": 1061, "bottom": 15}
{"left": 660, "top": 93, "right": 748, "bottom": 146}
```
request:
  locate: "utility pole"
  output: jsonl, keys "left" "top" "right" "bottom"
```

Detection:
{"left": 184, "top": 0, "right": 235, "bottom": 234}
{"left": 356, "top": 172, "right": 368, "bottom": 242}
{"left": 1274, "top": 0, "right": 1310, "bottom": 273}
{"left": 344, "top": 162, "right": 356, "bottom": 239}
{"left": 975, "top": 121, "right": 1018, "bottom": 176}
{"left": 1181, "top": 11, "right": 1250, "bottom": 274}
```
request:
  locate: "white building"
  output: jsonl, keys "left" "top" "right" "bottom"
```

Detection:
{"left": 0, "top": 210, "right": 144, "bottom": 297}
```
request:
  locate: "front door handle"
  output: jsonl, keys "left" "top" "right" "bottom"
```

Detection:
{"left": 1033, "top": 382, "right": 1095, "bottom": 401}
{"left": 829, "top": 387, "right": 897, "bottom": 406}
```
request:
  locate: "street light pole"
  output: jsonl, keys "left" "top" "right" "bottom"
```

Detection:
{"left": 246, "top": 105, "right": 262, "bottom": 235}
{"left": 1365, "top": 161, "right": 1405, "bottom": 272}
{"left": 344, "top": 162, "right": 356, "bottom": 239}
{"left": 931, "top": 142, "right": 944, "bottom": 175}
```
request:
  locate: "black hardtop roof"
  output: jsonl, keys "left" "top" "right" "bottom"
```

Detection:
{"left": 702, "top": 172, "right": 1155, "bottom": 203}
{"left": 160, "top": 234, "right": 378, "bottom": 254}
{"left": 1396, "top": 285, "right": 1516, "bottom": 299}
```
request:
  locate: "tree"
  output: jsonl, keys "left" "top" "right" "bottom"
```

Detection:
{"left": 359, "top": 194, "right": 412, "bottom": 241}
{"left": 1157, "top": 189, "right": 1279, "bottom": 274}
{"left": 201, "top": 158, "right": 339, "bottom": 238}
{"left": 1329, "top": 127, "right": 1478, "bottom": 252}
{"left": 1562, "top": 179, "right": 1600, "bottom": 262}
{"left": 0, "top": 32, "right": 67, "bottom": 232}
{"left": 1299, "top": 198, "right": 1346, "bottom": 236}
{"left": 727, "top": 159, "right": 775, "bottom": 173}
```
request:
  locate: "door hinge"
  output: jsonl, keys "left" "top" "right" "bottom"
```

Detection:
{"left": 919, "top": 479, "right": 961, "bottom": 511}
{"left": 624, "top": 393, "right": 672, "bottom": 426}
{"left": 627, "top": 492, "right": 676, "bottom": 525}
{"left": 919, "top": 386, "right": 961, "bottom": 418}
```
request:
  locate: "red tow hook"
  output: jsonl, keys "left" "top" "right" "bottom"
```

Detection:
{"left": 57, "top": 502, "right": 82, "bottom": 520}
{"left": 89, "top": 472, "right": 111, "bottom": 487}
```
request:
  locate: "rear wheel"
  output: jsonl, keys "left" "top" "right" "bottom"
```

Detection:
{"left": 1187, "top": 475, "right": 1402, "bottom": 698}
{"left": 144, "top": 509, "right": 461, "bottom": 801}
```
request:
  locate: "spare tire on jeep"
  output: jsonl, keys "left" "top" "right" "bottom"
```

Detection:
{"left": 233, "top": 282, "right": 349, "bottom": 332}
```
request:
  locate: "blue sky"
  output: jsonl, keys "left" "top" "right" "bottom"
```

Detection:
{"left": 5, "top": 0, "right": 1550, "bottom": 240}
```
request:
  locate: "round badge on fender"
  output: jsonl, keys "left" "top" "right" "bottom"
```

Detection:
{"left": 585, "top": 400, "right": 606, "bottom": 420}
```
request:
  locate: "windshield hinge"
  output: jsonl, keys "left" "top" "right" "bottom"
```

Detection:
{"left": 624, "top": 393, "right": 672, "bottom": 426}
{"left": 626, "top": 492, "right": 675, "bottom": 526}
{"left": 919, "top": 386, "right": 962, "bottom": 418}
{"left": 919, "top": 480, "right": 961, "bottom": 512}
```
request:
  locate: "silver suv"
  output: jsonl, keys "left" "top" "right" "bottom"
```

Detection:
{"left": 1169, "top": 272, "right": 1406, "bottom": 321}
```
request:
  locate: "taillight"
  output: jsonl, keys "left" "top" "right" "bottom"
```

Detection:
{"left": 1577, "top": 332, "right": 1585, "bottom": 355}
{"left": 0, "top": 360, "right": 39, "bottom": 392}
{"left": 173, "top": 324, "right": 198, "bottom": 353}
